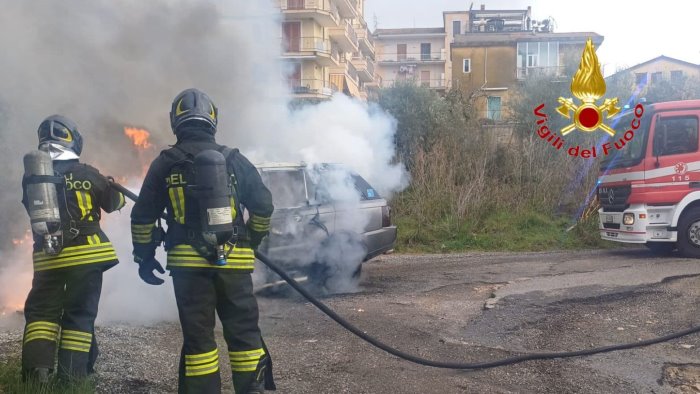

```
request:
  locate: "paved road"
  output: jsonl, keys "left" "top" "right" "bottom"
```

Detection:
{"left": 1, "top": 248, "right": 699, "bottom": 393}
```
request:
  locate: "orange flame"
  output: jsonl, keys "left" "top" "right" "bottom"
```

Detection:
{"left": 11, "top": 230, "right": 32, "bottom": 246}
{"left": 124, "top": 127, "right": 153, "bottom": 150}
{"left": 571, "top": 38, "right": 606, "bottom": 102}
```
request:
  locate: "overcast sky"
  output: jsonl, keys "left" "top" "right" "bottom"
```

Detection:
{"left": 365, "top": 0, "right": 700, "bottom": 76}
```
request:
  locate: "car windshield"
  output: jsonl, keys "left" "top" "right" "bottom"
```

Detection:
{"left": 307, "top": 165, "right": 381, "bottom": 203}
{"left": 600, "top": 111, "right": 649, "bottom": 170}
{"left": 260, "top": 169, "right": 307, "bottom": 209}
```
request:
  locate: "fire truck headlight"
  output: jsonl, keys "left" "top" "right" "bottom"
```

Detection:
{"left": 623, "top": 213, "right": 635, "bottom": 225}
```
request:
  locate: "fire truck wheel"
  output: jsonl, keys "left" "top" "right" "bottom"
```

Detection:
{"left": 677, "top": 207, "right": 700, "bottom": 258}
{"left": 645, "top": 242, "right": 675, "bottom": 255}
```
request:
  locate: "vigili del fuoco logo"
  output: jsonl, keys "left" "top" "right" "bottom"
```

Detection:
{"left": 533, "top": 38, "right": 644, "bottom": 158}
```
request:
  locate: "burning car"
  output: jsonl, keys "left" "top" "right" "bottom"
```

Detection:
{"left": 254, "top": 162, "right": 396, "bottom": 290}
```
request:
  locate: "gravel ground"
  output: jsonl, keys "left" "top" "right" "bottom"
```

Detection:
{"left": 1, "top": 248, "right": 699, "bottom": 393}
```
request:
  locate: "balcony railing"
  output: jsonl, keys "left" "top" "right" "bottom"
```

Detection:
{"left": 280, "top": 0, "right": 341, "bottom": 26}
{"left": 376, "top": 51, "right": 446, "bottom": 62}
{"left": 282, "top": 36, "right": 331, "bottom": 54}
{"left": 345, "top": 58, "right": 359, "bottom": 83}
{"left": 288, "top": 78, "right": 336, "bottom": 96}
{"left": 516, "top": 66, "right": 565, "bottom": 80}
{"left": 334, "top": 0, "right": 359, "bottom": 18}
{"left": 382, "top": 78, "right": 449, "bottom": 89}
{"left": 351, "top": 55, "right": 375, "bottom": 79}
{"left": 354, "top": 23, "right": 375, "bottom": 54}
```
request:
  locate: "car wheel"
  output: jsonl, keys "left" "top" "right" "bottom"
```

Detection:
{"left": 645, "top": 242, "right": 675, "bottom": 255}
{"left": 677, "top": 207, "right": 700, "bottom": 258}
{"left": 310, "top": 231, "right": 367, "bottom": 292}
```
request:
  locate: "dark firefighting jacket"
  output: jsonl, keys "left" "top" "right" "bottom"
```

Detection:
{"left": 130, "top": 129, "right": 273, "bottom": 271}
{"left": 22, "top": 159, "right": 126, "bottom": 272}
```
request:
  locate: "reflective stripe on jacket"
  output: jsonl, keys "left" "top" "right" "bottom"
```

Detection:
{"left": 32, "top": 239, "right": 118, "bottom": 272}
{"left": 167, "top": 244, "right": 255, "bottom": 271}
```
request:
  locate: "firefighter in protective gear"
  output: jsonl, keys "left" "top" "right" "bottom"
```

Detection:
{"left": 21, "top": 115, "right": 126, "bottom": 382}
{"left": 130, "top": 88, "right": 274, "bottom": 394}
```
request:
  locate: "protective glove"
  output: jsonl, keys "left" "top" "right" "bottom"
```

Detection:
{"left": 249, "top": 230, "right": 268, "bottom": 251}
{"left": 134, "top": 255, "right": 165, "bottom": 285}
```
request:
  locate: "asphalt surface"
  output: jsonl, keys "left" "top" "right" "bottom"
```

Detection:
{"left": 1, "top": 248, "right": 700, "bottom": 393}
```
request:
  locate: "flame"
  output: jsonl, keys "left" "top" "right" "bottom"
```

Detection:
{"left": 11, "top": 230, "right": 32, "bottom": 246}
{"left": 124, "top": 127, "right": 153, "bottom": 150}
{"left": 570, "top": 38, "right": 606, "bottom": 102}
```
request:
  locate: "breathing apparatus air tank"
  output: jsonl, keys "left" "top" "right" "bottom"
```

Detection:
{"left": 193, "top": 150, "right": 235, "bottom": 266}
{"left": 23, "top": 150, "right": 63, "bottom": 255}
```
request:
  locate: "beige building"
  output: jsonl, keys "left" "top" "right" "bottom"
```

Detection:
{"left": 277, "top": 0, "right": 377, "bottom": 101}
{"left": 452, "top": 32, "right": 602, "bottom": 120}
{"left": 373, "top": 27, "right": 449, "bottom": 91}
{"left": 610, "top": 55, "right": 700, "bottom": 88}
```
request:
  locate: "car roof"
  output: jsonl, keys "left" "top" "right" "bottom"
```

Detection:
{"left": 255, "top": 162, "right": 347, "bottom": 170}
{"left": 255, "top": 162, "right": 304, "bottom": 170}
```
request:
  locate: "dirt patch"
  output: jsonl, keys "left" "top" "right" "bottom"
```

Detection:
{"left": 661, "top": 363, "right": 700, "bottom": 393}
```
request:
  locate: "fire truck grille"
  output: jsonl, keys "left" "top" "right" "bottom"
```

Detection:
{"left": 598, "top": 185, "right": 631, "bottom": 212}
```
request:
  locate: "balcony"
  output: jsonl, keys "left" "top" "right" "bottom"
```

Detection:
{"left": 350, "top": 55, "right": 375, "bottom": 82}
{"left": 279, "top": 0, "right": 340, "bottom": 27}
{"left": 516, "top": 66, "right": 566, "bottom": 80}
{"left": 329, "top": 20, "right": 358, "bottom": 53}
{"left": 381, "top": 78, "right": 449, "bottom": 90}
{"left": 281, "top": 36, "right": 338, "bottom": 67}
{"left": 376, "top": 51, "right": 446, "bottom": 64}
{"left": 288, "top": 77, "right": 336, "bottom": 99}
{"left": 334, "top": 0, "right": 358, "bottom": 18}
{"left": 353, "top": 21, "right": 375, "bottom": 56}
{"left": 330, "top": 58, "right": 361, "bottom": 97}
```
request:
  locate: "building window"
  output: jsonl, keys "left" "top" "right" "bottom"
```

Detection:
{"left": 487, "top": 96, "right": 502, "bottom": 120}
{"left": 516, "top": 42, "right": 559, "bottom": 77}
{"left": 651, "top": 72, "right": 663, "bottom": 84}
{"left": 463, "top": 58, "right": 471, "bottom": 73}
{"left": 671, "top": 70, "right": 684, "bottom": 82}
{"left": 397, "top": 43, "right": 407, "bottom": 61}
{"left": 635, "top": 73, "right": 648, "bottom": 85}
{"left": 421, "top": 70, "right": 430, "bottom": 87}
{"left": 421, "top": 43, "right": 431, "bottom": 61}
{"left": 453, "top": 20, "right": 461, "bottom": 37}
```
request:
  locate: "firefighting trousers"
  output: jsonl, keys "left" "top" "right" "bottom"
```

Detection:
{"left": 21, "top": 265, "right": 103, "bottom": 380}
{"left": 172, "top": 270, "right": 267, "bottom": 394}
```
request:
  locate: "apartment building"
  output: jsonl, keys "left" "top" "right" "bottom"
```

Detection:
{"left": 373, "top": 11, "right": 470, "bottom": 91}
{"left": 452, "top": 31, "right": 602, "bottom": 120}
{"left": 278, "top": 0, "right": 377, "bottom": 101}
{"left": 607, "top": 55, "right": 700, "bottom": 89}
{"left": 373, "top": 4, "right": 600, "bottom": 125}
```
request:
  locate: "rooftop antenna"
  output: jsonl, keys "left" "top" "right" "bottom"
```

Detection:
{"left": 469, "top": 2, "right": 473, "bottom": 11}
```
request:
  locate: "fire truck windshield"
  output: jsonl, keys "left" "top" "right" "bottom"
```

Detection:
{"left": 600, "top": 111, "right": 649, "bottom": 171}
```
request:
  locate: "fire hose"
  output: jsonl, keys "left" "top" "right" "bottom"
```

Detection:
{"left": 110, "top": 181, "right": 700, "bottom": 370}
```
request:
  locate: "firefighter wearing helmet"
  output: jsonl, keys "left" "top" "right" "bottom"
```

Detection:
{"left": 130, "top": 88, "right": 275, "bottom": 393}
{"left": 20, "top": 115, "right": 126, "bottom": 383}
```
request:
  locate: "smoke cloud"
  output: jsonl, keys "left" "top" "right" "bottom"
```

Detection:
{"left": 0, "top": 0, "right": 407, "bottom": 324}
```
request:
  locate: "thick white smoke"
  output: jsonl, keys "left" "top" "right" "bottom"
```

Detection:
{"left": 0, "top": 0, "right": 407, "bottom": 324}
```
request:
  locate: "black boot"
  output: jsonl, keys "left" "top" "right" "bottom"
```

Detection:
{"left": 246, "top": 381, "right": 265, "bottom": 394}
{"left": 23, "top": 367, "right": 50, "bottom": 384}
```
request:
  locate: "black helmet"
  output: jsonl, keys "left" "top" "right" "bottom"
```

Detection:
{"left": 170, "top": 88, "right": 218, "bottom": 134}
{"left": 37, "top": 115, "right": 83, "bottom": 156}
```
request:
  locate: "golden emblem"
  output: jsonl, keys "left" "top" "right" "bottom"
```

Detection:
{"left": 556, "top": 38, "right": 620, "bottom": 136}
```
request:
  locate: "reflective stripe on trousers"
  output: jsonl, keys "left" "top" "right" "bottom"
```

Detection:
{"left": 60, "top": 329, "right": 93, "bottom": 353}
{"left": 23, "top": 321, "right": 60, "bottom": 345}
{"left": 229, "top": 348, "right": 265, "bottom": 372}
{"left": 185, "top": 348, "right": 220, "bottom": 377}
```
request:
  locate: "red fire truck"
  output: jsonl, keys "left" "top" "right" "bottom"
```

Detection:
{"left": 598, "top": 99, "right": 700, "bottom": 257}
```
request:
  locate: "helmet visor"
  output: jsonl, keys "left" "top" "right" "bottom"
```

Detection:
{"left": 38, "top": 121, "right": 73, "bottom": 144}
